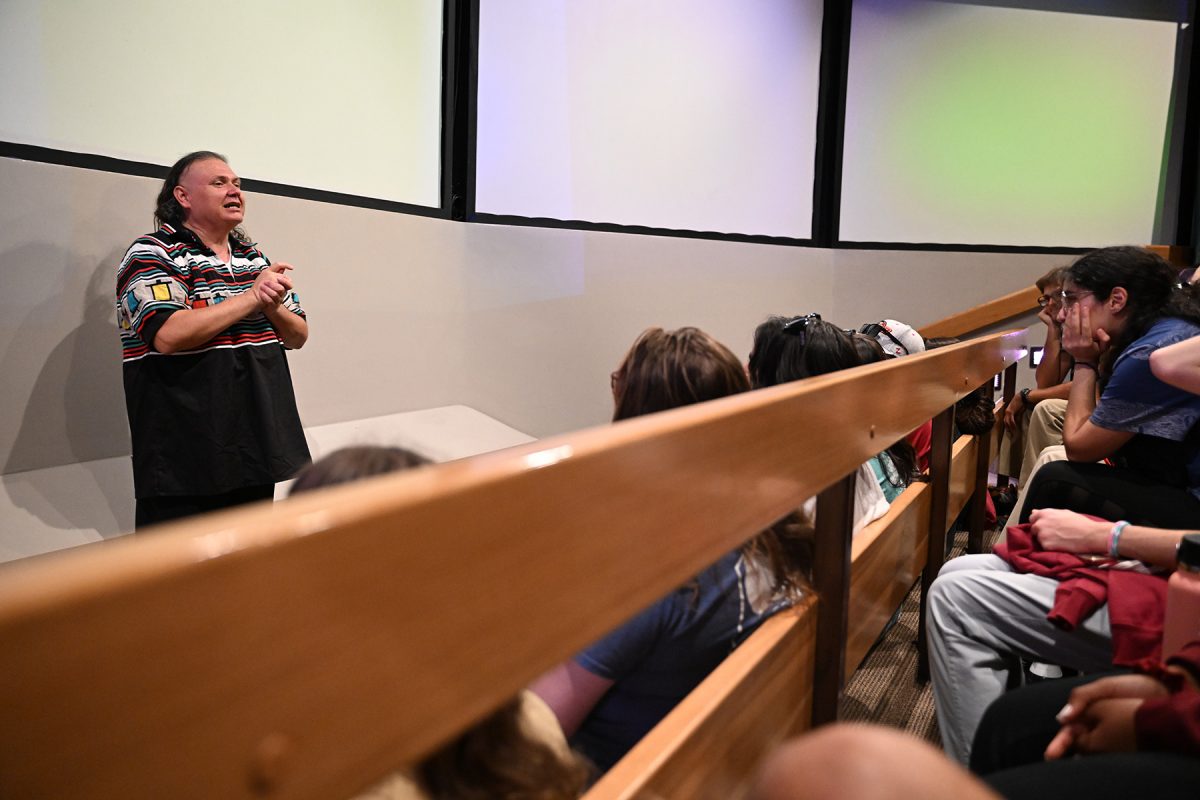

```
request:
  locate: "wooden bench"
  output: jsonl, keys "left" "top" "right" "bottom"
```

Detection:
{"left": 0, "top": 331, "right": 1022, "bottom": 799}
{"left": 587, "top": 383, "right": 998, "bottom": 800}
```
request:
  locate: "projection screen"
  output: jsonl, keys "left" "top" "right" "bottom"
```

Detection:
{"left": 0, "top": 0, "right": 444, "bottom": 208}
{"left": 839, "top": 0, "right": 1180, "bottom": 248}
{"left": 475, "top": 0, "right": 825, "bottom": 239}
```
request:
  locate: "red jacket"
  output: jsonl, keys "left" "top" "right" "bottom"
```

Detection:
{"left": 995, "top": 522, "right": 1168, "bottom": 666}
{"left": 1136, "top": 639, "right": 1200, "bottom": 756}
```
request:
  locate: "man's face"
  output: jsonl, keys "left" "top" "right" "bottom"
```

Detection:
{"left": 1039, "top": 282, "right": 1062, "bottom": 318}
{"left": 175, "top": 157, "right": 244, "bottom": 231}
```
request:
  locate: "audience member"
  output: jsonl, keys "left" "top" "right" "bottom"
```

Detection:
{"left": 1017, "top": 246, "right": 1200, "bottom": 528}
{"left": 970, "top": 638, "right": 1200, "bottom": 798}
{"left": 751, "top": 640, "right": 1200, "bottom": 800}
{"left": 751, "top": 314, "right": 917, "bottom": 508}
{"left": 997, "top": 267, "right": 1073, "bottom": 486}
{"left": 927, "top": 506, "right": 1190, "bottom": 763}
{"left": 117, "top": 150, "right": 310, "bottom": 529}
{"left": 860, "top": 319, "right": 934, "bottom": 471}
{"left": 289, "top": 447, "right": 590, "bottom": 800}
{"left": 850, "top": 331, "right": 923, "bottom": 500}
{"left": 531, "top": 326, "right": 812, "bottom": 775}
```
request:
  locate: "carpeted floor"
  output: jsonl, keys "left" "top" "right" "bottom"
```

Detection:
{"left": 839, "top": 525, "right": 1004, "bottom": 743}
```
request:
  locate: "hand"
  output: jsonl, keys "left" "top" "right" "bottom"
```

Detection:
{"left": 1027, "top": 508, "right": 1107, "bottom": 554}
{"left": 1044, "top": 673, "right": 1168, "bottom": 759}
{"left": 1061, "top": 303, "right": 1110, "bottom": 364}
{"left": 251, "top": 262, "right": 294, "bottom": 309}
{"left": 1003, "top": 392, "right": 1025, "bottom": 431}
{"left": 1037, "top": 304, "right": 1060, "bottom": 332}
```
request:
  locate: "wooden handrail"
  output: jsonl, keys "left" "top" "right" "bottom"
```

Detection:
{"left": 919, "top": 244, "right": 1193, "bottom": 340}
{"left": 586, "top": 600, "right": 818, "bottom": 800}
{"left": 918, "top": 285, "right": 1040, "bottom": 339}
{"left": 0, "top": 332, "right": 1023, "bottom": 799}
{"left": 1147, "top": 244, "right": 1194, "bottom": 265}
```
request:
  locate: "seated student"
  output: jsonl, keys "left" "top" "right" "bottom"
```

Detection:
{"left": 969, "top": 638, "right": 1200, "bottom": 799}
{"left": 998, "top": 266, "right": 1074, "bottom": 488}
{"left": 928, "top": 248, "right": 1200, "bottom": 765}
{"left": 860, "top": 319, "right": 934, "bottom": 471}
{"left": 927, "top": 506, "right": 1191, "bottom": 765}
{"left": 751, "top": 639, "right": 1200, "bottom": 800}
{"left": 751, "top": 314, "right": 917, "bottom": 511}
{"left": 1017, "top": 245, "right": 1200, "bottom": 528}
{"left": 530, "top": 327, "right": 812, "bottom": 776}
{"left": 851, "top": 332, "right": 923, "bottom": 502}
{"left": 289, "top": 447, "right": 589, "bottom": 800}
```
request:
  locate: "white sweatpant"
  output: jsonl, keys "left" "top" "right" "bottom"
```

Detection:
{"left": 926, "top": 554, "right": 1115, "bottom": 764}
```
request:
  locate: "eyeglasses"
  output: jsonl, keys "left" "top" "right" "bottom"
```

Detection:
{"left": 1058, "top": 289, "right": 1095, "bottom": 308}
{"left": 1036, "top": 293, "right": 1059, "bottom": 308}
{"left": 782, "top": 313, "right": 821, "bottom": 341}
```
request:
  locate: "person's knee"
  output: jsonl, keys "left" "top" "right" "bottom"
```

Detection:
{"left": 1029, "top": 399, "right": 1066, "bottom": 432}
{"left": 928, "top": 567, "right": 1001, "bottom": 637}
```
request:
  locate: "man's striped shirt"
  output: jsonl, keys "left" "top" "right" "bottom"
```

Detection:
{"left": 116, "top": 223, "right": 305, "bottom": 360}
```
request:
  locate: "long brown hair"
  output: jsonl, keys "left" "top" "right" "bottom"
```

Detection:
{"left": 612, "top": 327, "right": 749, "bottom": 422}
{"left": 612, "top": 327, "right": 812, "bottom": 596}
{"left": 418, "top": 698, "right": 588, "bottom": 800}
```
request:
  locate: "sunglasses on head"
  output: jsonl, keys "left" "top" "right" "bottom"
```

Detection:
{"left": 782, "top": 313, "right": 821, "bottom": 339}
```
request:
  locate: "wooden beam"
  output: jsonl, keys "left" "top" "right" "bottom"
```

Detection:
{"left": 916, "top": 406, "right": 956, "bottom": 682}
{"left": 585, "top": 600, "right": 817, "bottom": 800}
{"left": 845, "top": 483, "right": 931, "bottom": 675}
{"left": 918, "top": 286, "right": 1040, "bottom": 340}
{"left": 811, "top": 473, "right": 856, "bottom": 725}
{"left": 0, "top": 333, "right": 1022, "bottom": 800}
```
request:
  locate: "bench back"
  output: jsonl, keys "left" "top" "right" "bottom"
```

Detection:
{"left": 0, "top": 332, "right": 1022, "bottom": 799}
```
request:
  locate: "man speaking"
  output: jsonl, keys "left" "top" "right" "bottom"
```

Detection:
{"left": 116, "top": 151, "right": 310, "bottom": 528}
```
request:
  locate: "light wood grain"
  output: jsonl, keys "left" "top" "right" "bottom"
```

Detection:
{"left": 1146, "top": 244, "right": 1193, "bottom": 265}
{"left": 0, "top": 333, "right": 1021, "bottom": 800}
{"left": 845, "top": 483, "right": 931, "bottom": 674}
{"left": 585, "top": 599, "right": 817, "bottom": 800}
{"left": 947, "top": 435, "right": 979, "bottom": 525}
{"left": 918, "top": 285, "right": 1040, "bottom": 339}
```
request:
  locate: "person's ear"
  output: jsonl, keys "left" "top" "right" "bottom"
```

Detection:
{"left": 173, "top": 184, "right": 190, "bottom": 211}
{"left": 1108, "top": 286, "right": 1128, "bottom": 314}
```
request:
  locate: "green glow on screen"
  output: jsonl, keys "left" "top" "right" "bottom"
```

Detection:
{"left": 842, "top": 2, "right": 1176, "bottom": 246}
{"left": 891, "top": 36, "right": 1163, "bottom": 220}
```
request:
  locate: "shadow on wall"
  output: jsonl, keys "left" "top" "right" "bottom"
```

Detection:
{"left": 2, "top": 245, "right": 132, "bottom": 537}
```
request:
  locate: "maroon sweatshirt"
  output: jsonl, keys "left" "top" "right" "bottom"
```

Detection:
{"left": 996, "top": 522, "right": 1168, "bottom": 665}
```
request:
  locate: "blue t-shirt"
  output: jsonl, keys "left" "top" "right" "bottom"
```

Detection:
{"left": 570, "top": 549, "right": 790, "bottom": 773}
{"left": 1091, "top": 317, "right": 1200, "bottom": 497}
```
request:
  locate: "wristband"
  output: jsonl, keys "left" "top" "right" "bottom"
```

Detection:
{"left": 1109, "top": 520, "right": 1129, "bottom": 558}
{"left": 1020, "top": 387, "right": 1032, "bottom": 404}
{"left": 1075, "top": 362, "right": 1098, "bottom": 371}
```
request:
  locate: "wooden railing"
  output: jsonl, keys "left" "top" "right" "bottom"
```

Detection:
{"left": 0, "top": 332, "right": 1023, "bottom": 800}
{"left": 918, "top": 285, "right": 1041, "bottom": 340}
{"left": 918, "top": 244, "right": 1192, "bottom": 341}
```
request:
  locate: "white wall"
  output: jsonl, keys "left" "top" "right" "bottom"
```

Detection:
{"left": 0, "top": 155, "right": 1060, "bottom": 557}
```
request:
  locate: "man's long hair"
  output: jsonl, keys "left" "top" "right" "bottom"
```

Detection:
{"left": 154, "top": 150, "right": 249, "bottom": 243}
